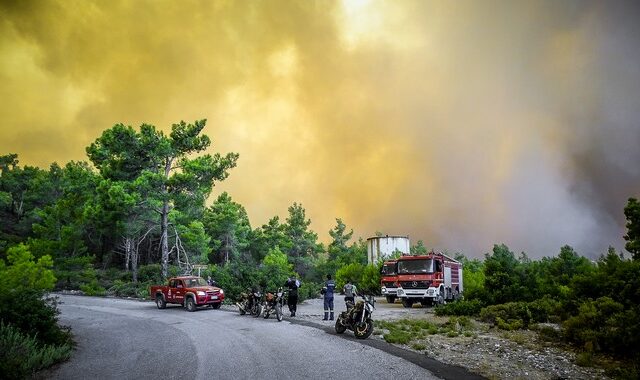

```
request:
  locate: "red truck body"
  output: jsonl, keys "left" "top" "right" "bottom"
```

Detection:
{"left": 380, "top": 260, "right": 398, "bottom": 303}
{"left": 150, "top": 276, "right": 224, "bottom": 312}
{"left": 395, "top": 252, "right": 463, "bottom": 308}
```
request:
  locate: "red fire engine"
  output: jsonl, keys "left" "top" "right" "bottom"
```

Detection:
{"left": 379, "top": 260, "right": 398, "bottom": 303}
{"left": 395, "top": 252, "right": 463, "bottom": 308}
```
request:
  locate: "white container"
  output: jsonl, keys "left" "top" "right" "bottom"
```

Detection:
{"left": 366, "top": 235, "right": 410, "bottom": 264}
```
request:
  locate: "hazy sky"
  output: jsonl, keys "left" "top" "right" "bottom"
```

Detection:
{"left": 1, "top": 0, "right": 639, "bottom": 258}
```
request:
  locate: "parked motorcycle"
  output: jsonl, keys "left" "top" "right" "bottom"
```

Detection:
{"left": 236, "top": 289, "right": 263, "bottom": 317}
{"left": 250, "top": 290, "right": 264, "bottom": 317}
{"left": 262, "top": 287, "right": 286, "bottom": 321}
{"left": 236, "top": 291, "right": 250, "bottom": 315}
{"left": 335, "top": 294, "right": 375, "bottom": 339}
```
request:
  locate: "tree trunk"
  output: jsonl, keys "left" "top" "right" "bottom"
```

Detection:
{"left": 160, "top": 157, "right": 173, "bottom": 279}
{"left": 124, "top": 237, "right": 131, "bottom": 271}
{"left": 132, "top": 242, "right": 139, "bottom": 283}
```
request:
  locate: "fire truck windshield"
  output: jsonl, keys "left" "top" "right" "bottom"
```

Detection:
{"left": 382, "top": 263, "right": 397, "bottom": 275}
{"left": 397, "top": 259, "right": 434, "bottom": 274}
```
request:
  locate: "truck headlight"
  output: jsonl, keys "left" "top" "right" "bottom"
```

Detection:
{"left": 197, "top": 291, "right": 206, "bottom": 296}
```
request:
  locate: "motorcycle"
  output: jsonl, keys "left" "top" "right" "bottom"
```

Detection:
{"left": 335, "top": 294, "right": 375, "bottom": 339}
{"left": 250, "top": 290, "right": 264, "bottom": 317}
{"left": 236, "top": 289, "right": 263, "bottom": 317}
{"left": 262, "top": 287, "right": 286, "bottom": 322}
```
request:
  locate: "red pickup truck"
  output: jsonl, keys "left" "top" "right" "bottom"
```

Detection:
{"left": 150, "top": 276, "right": 225, "bottom": 312}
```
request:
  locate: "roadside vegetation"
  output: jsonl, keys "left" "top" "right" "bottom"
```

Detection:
{"left": 0, "top": 244, "right": 73, "bottom": 378}
{"left": 1, "top": 121, "right": 639, "bottom": 378}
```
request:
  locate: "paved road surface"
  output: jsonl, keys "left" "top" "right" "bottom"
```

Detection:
{"left": 44, "top": 295, "right": 442, "bottom": 380}
{"left": 44, "top": 295, "right": 483, "bottom": 380}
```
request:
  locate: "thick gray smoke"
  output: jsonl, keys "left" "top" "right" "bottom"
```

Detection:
{"left": 0, "top": 1, "right": 638, "bottom": 258}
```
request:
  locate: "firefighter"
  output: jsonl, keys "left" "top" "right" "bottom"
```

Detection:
{"left": 321, "top": 274, "right": 336, "bottom": 320}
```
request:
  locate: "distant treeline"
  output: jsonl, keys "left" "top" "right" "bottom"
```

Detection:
{"left": 1, "top": 121, "right": 639, "bottom": 378}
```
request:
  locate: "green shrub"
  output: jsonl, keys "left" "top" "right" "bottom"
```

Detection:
{"left": 298, "top": 281, "right": 322, "bottom": 302}
{"left": 107, "top": 280, "right": 150, "bottom": 298}
{"left": 575, "top": 351, "right": 593, "bottom": 367}
{"left": 435, "top": 299, "right": 484, "bottom": 316}
{"left": 496, "top": 317, "right": 523, "bottom": 331}
{"left": 53, "top": 256, "right": 96, "bottom": 290}
{"left": 444, "top": 316, "right": 473, "bottom": 331}
{"left": 359, "top": 263, "right": 382, "bottom": 295}
{"left": 535, "top": 325, "right": 562, "bottom": 342}
{"left": 480, "top": 302, "right": 532, "bottom": 328}
{"left": 563, "top": 297, "right": 637, "bottom": 357}
{"left": 411, "top": 343, "right": 426, "bottom": 351}
{"left": 335, "top": 263, "right": 365, "bottom": 290}
{"left": 383, "top": 329, "right": 412, "bottom": 344}
{"left": 80, "top": 280, "right": 106, "bottom": 296}
{"left": 0, "top": 321, "right": 72, "bottom": 379}
{"left": 137, "top": 264, "right": 164, "bottom": 284}
{"left": 527, "top": 296, "right": 563, "bottom": 323}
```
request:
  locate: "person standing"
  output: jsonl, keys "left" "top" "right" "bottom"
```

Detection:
{"left": 343, "top": 279, "right": 358, "bottom": 306}
{"left": 284, "top": 277, "right": 300, "bottom": 317}
{"left": 321, "top": 274, "right": 336, "bottom": 320}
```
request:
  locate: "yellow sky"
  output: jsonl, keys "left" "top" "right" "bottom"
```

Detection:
{"left": 1, "top": 0, "right": 639, "bottom": 258}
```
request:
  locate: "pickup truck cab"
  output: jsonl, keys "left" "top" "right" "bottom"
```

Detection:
{"left": 150, "top": 276, "right": 225, "bottom": 312}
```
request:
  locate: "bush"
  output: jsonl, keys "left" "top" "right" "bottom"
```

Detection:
{"left": 80, "top": 280, "right": 106, "bottom": 296}
{"left": 335, "top": 263, "right": 365, "bottom": 291}
{"left": 435, "top": 299, "right": 483, "bottom": 316}
{"left": 298, "top": 281, "right": 322, "bottom": 302}
{"left": 0, "top": 321, "right": 72, "bottom": 379}
{"left": 496, "top": 317, "right": 523, "bottom": 331}
{"left": 359, "top": 263, "right": 382, "bottom": 295}
{"left": 527, "top": 296, "right": 563, "bottom": 323}
{"left": 107, "top": 280, "right": 150, "bottom": 298}
{"left": 383, "top": 329, "right": 412, "bottom": 344}
{"left": 480, "top": 302, "right": 532, "bottom": 329}
{"left": 0, "top": 290, "right": 72, "bottom": 347}
{"left": 136, "top": 264, "right": 164, "bottom": 284}
{"left": 53, "top": 256, "right": 96, "bottom": 290}
{"left": 563, "top": 297, "right": 638, "bottom": 357}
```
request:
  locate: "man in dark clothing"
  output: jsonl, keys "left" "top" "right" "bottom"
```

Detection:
{"left": 284, "top": 277, "right": 300, "bottom": 317}
{"left": 322, "top": 274, "right": 336, "bottom": 320}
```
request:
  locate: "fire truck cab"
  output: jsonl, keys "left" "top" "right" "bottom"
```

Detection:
{"left": 395, "top": 252, "right": 463, "bottom": 308}
{"left": 379, "top": 260, "right": 398, "bottom": 303}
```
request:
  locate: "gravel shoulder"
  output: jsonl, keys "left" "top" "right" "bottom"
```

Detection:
{"left": 290, "top": 295, "right": 608, "bottom": 380}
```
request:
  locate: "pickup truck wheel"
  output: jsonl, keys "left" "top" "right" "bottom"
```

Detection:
{"left": 155, "top": 295, "right": 166, "bottom": 309}
{"left": 186, "top": 297, "right": 196, "bottom": 312}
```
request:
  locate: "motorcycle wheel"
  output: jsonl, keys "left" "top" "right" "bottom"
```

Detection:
{"left": 239, "top": 306, "right": 246, "bottom": 315}
{"left": 353, "top": 318, "right": 374, "bottom": 339}
{"left": 275, "top": 304, "right": 282, "bottom": 322}
{"left": 335, "top": 317, "right": 347, "bottom": 334}
{"left": 253, "top": 304, "right": 263, "bottom": 317}
{"left": 264, "top": 308, "right": 270, "bottom": 319}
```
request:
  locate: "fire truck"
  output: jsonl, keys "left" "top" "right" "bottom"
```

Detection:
{"left": 379, "top": 260, "right": 398, "bottom": 303}
{"left": 395, "top": 252, "right": 463, "bottom": 308}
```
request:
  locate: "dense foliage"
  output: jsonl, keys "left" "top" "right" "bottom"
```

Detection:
{"left": 0, "top": 244, "right": 72, "bottom": 377}
{"left": 1, "top": 122, "right": 638, "bottom": 377}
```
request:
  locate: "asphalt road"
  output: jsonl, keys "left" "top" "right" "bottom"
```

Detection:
{"left": 44, "top": 295, "right": 447, "bottom": 380}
